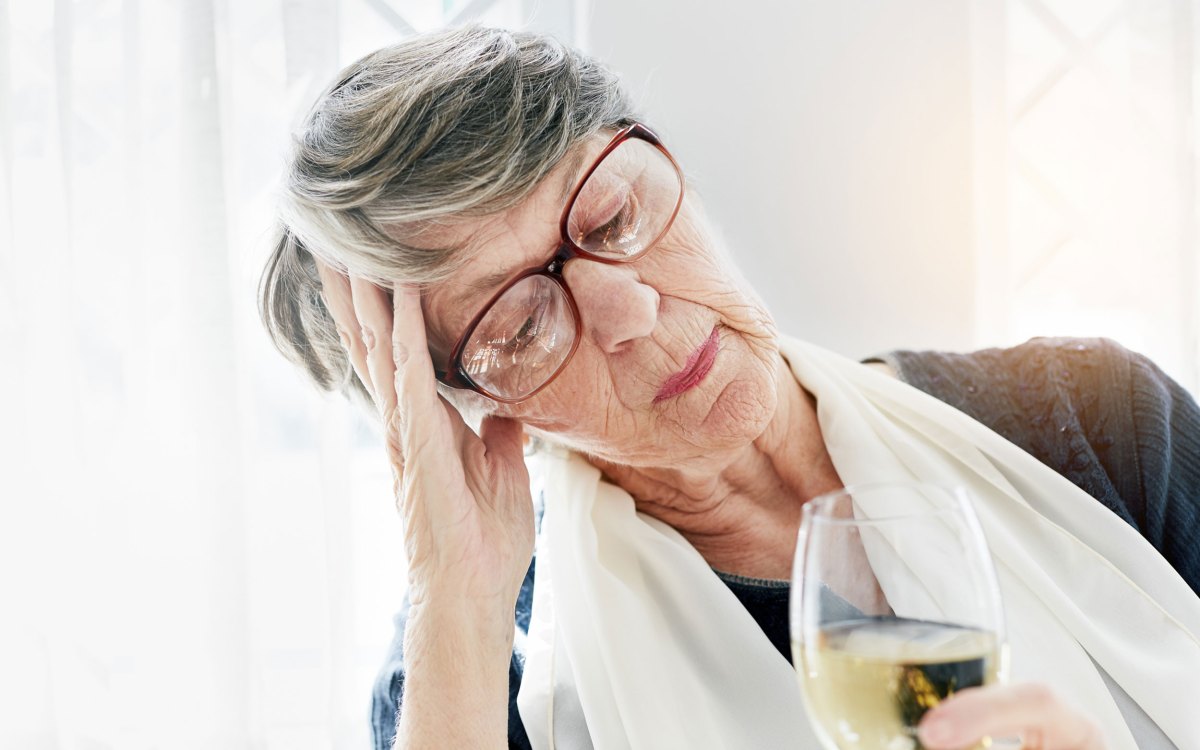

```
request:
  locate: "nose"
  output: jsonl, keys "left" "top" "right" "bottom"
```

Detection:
{"left": 562, "top": 258, "right": 659, "bottom": 353}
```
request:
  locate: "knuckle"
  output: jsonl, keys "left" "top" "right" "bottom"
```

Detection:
{"left": 394, "top": 480, "right": 409, "bottom": 514}
{"left": 388, "top": 395, "right": 410, "bottom": 432}
{"left": 1017, "top": 682, "right": 1058, "bottom": 710}
{"left": 360, "top": 325, "right": 377, "bottom": 352}
{"left": 380, "top": 400, "right": 398, "bottom": 425}
{"left": 393, "top": 339, "right": 411, "bottom": 366}
{"left": 385, "top": 431, "right": 406, "bottom": 468}
{"left": 396, "top": 367, "right": 437, "bottom": 408}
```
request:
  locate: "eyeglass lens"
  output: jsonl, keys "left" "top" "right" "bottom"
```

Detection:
{"left": 460, "top": 137, "right": 681, "bottom": 400}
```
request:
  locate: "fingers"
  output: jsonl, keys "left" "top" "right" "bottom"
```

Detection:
{"left": 314, "top": 261, "right": 430, "bottom": 469}
{"left": 387, "top": 286, "right": 480, "bottom": 528}
{"left": 390, "top": 283, "right": 446, "bottom": 444}
{"left": 314, "top": 259, "right": 374, "bottom": 394}
{"left": 350, "top": 275, "right": 398, "bottom": 421}
{"left": 315, "top": 266, "right": 481, "bottom": 532}
{"left": 918, "top": 684, "right": 1104, "bottom": 750}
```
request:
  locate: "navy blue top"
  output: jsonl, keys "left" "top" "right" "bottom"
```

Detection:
{"left": 370, "top": 337, "right": 1200, "bottom": 749}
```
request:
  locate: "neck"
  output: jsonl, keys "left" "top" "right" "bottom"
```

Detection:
{"left": 593, "top": 354, "right": 842, "bottom": 580}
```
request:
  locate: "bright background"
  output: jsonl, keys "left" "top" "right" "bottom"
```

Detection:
{"left": 1, "top": 1, "right": 1197, "bottom": 748}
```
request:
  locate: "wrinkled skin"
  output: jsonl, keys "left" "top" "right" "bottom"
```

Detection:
{"left": 416, "top": 164, "right": 783, "bottom": 471}
{"left": 315, "top": 131, "right": 1106, "bottom": 750}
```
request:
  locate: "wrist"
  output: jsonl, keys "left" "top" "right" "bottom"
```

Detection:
{"left": 408, "top": 581, "right": 521, "bottom": 629}
{"left": 406, "top": 598, "right": 516, "bottom": 661}
{"left": 397, "top": 598, "right": 515, "bottom": 749}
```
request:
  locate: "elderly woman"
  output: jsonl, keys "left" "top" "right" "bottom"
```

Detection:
{"left": 260, "top": 26, "right": 1200, "bottom": 750}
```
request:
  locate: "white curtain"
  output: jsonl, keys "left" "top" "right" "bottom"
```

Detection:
{"left": 970, "top": 0, "right": 1200, "bottom": 391}
{"left": 0, "top": 1, "right": 572, "bottom": 748}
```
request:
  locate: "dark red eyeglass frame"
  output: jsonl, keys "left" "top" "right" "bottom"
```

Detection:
{"left": 434, "top": 122, "right": 685, "bottom": 404}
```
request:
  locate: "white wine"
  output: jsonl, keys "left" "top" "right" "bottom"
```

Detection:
{"left": 796, "top": 617, "right": 1001, "bottom": 750}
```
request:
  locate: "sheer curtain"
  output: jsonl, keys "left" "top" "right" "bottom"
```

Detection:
{"left": 0, "top": 1, "right": 574, "bottom": 748}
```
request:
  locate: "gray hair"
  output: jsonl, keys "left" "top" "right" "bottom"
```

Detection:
{"left": 259, "top": 26, "right": 637, "bottom": 409}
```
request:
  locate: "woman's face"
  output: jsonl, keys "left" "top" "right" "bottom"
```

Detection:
{"left": 419, "top": 133, "right": 782, "bottom": 468}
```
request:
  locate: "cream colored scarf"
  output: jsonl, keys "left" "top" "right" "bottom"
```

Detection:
{"left": 516, "top": 337, "right": 1200, "bottom": 749}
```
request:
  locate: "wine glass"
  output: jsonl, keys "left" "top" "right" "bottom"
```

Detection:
{"left": 790, "top": 482, "right": 1007, "bottom": 750}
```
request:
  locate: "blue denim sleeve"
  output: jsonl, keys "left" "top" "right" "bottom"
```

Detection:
{"left": 370, "top": 600, "right": 409, "bottom": 750}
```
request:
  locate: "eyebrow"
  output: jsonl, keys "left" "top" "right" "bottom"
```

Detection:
{"left": 457, "top": 267, "right": 516, "bottom": 305}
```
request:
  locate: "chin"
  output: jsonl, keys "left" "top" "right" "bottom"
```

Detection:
{"left": 693, "top": 361, "right": 778, "bottom": 450}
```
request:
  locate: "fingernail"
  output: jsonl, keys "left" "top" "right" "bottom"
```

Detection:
{"left": 360, "top": 326, "right": 376, "bottom": 351}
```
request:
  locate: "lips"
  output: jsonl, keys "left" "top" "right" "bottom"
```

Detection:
{"left": 654, "top": 326, "right": 720, "bottom": 403}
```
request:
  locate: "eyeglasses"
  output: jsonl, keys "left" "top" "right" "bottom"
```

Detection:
{"left": 434, "top": 123, "right": 685, "bottom": 403}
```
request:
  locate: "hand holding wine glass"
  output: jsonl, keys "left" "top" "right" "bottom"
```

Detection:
{"left": 917, "top": 683, "right": 1107, "bottom": 750}
{"left": 791, "top": 483, "right": 1008, "bottom": 750}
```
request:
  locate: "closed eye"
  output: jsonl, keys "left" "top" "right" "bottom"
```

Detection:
{"left": 570, "top": 186, "right": 627, "bottom": 244}
{"left": 513, "top": 315, "right": 536, "bottom": 344}
{"left": 583, "top": 201, "right": 631, "bottom": 245}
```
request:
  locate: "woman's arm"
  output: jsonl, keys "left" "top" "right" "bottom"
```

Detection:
{"left": 397, "top": 602, "right": 515, "bottom": 748}
{"left": 318, "top": 264, "right": 535, "bottom": 750}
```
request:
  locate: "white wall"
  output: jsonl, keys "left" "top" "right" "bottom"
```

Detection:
{"left": 586, "top": 1, "right": 976, "bottom": 359}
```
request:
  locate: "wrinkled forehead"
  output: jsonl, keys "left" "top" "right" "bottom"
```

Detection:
{"left": 397, "top": 133, "right": 608, "bottom": 255}
{"left": 410, "top": 136, "right": 607, "bottom": 352}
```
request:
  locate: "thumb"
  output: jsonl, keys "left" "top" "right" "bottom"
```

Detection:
{"left": 479, "top": 415, "right": 527, "bottom": 468}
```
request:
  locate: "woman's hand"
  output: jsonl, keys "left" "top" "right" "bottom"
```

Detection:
{"left": 917, "top": 683, "right": 1106, "bottom": 750}
{"left": 317, "top": 261, "right": 532, "bottom": 746}
{"left": 316, "top": 261, "right": 535, "bottom": 616}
